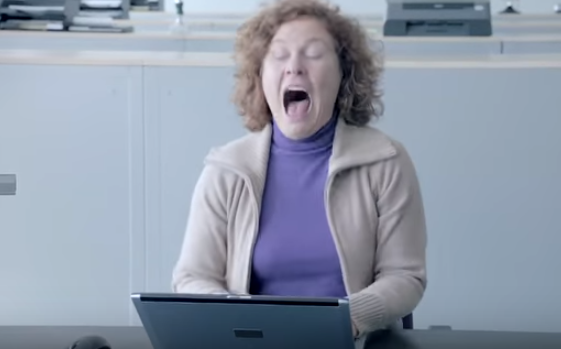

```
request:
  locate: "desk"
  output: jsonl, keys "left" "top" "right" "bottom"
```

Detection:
{"left": 2, "top": 29, "right": 561, "bottom": 55}
{"left": 113, "top": 12, "right": 561, "bottom": 35}
{"left": 1, "top": 49, "right": 561, "bottom": 67}
{"left": 0, "top": 30, "right": 186, "bottom": 52}
{"left": 503, "top": 35, "right": 561, "bottom": 54}
{"left": 127, "top": 18, "right": 561, "bottom": 35}
{"left": 0, "top": 326, "right": 151, "bottom": 349}
{"left": 2, "top": 326, "right": 561, "bottom": 349}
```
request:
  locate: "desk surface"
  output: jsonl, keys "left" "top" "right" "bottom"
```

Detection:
{"left": 0, "top": 49, "right": 561, "bottom": 68}
{"left": 118, "top": 12, "right": 561, "bottom": 25}
{"left": 2, "top": 326, "right": 561, "bottom": 349}
{"left": 1, "top": 29, "right": 561, "bottom": 43}
{"left": 116, "top": 17, "right": 561, "bottom": 28}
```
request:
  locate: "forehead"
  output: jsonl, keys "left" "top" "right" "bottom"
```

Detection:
{"left": 272, "top": 17, "right": 334, "bottom": 44}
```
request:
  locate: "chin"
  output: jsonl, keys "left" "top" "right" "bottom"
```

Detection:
{"left": 274, "top": 109, "right": 318, "bottom": 140}
{"left": 280, "top": 123, "right": 315, "bottom": 140}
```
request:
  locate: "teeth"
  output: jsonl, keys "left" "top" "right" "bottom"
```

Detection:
{"left": 285, "top": 86, "right": 307, "bottom": 93}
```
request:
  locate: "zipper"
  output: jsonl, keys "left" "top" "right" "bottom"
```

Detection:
{"left": 206, "top": 159, "right": 261, "bottom": 294}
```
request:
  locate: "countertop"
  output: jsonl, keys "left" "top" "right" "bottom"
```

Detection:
{"left": 1, "top": 29, "right": 560, "bottom": 43}
{"left": 0, "top": 49, "right": 560, "bottom": 67}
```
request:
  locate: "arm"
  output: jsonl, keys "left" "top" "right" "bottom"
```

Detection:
{"left": 349, "top": 141, "right": 428, "bottom": 335}
{"left": 171, "top": 165, "right": 231, "bottom": 294}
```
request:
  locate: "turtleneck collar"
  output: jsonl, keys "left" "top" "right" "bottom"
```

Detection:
{"left": 271, "top": 114, "right": 338, "bottom": 154}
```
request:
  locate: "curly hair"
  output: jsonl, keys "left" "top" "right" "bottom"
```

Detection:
{"left": 232, "top": 0, "right": 384, "bottom": 132}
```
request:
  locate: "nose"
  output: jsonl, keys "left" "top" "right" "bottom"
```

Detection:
{"left": 286, "top": 67, "right": 304, "bottom": 75}
{"left": 285, "top": 55, "right": 305, "bottom": 76}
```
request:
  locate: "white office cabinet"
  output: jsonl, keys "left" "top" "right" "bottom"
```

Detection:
{"left": 0, "top": 64, "right": 145, "bottom": 326}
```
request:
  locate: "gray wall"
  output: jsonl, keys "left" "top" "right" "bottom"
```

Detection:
{"left": 1, "top": 58, "right": 560, "bottom": 332}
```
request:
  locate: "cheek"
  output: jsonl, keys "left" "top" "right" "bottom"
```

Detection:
{"left": 261, "top": 66, "right": 282, "bottom": 106}
{"left": 312, "top": 63, "right": 341, "bottom": 94}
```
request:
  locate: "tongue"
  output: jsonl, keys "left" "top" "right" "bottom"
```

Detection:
{"left": 286, "top": 99, "right": 310, "bottom": 118}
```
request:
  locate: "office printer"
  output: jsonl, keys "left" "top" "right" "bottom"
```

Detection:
{"left": 383, "top": 0, "right": 493, "bottom": 36}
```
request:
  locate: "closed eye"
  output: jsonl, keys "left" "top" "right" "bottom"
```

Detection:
{"left": 305, "top": 49, "right": 324, "bottom": 59}
{"left": 269, "top": 47, "right": 289, "bottom": 60}
{"left": 304, "top": 42, "right": 328, "bottom": 59}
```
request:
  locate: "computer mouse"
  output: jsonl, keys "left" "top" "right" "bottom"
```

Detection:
{"left": 68, "top": 335, "right": 111, "bottom": 349}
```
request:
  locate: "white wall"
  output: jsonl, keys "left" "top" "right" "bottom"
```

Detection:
{"left": 165, "top": 0, "right": 561, "bottom": 15}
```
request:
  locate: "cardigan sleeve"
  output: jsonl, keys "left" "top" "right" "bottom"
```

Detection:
{"left": 171, "top": 164, "right": 231, "bottom": 295}
{"left": 348, "top": 140, "right": 428, "bottom": 335}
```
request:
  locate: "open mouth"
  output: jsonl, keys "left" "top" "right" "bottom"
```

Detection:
{"left": 283, "top": 89, "right": 311, "bottom": 116}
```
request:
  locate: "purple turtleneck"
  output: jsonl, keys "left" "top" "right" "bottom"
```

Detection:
{"left": 249, "top": 116, "right": 347, "bottom": 298}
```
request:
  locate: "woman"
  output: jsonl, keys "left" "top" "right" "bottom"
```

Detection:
{"left": 172, "top": 0, "right": 427, "bottom": 337}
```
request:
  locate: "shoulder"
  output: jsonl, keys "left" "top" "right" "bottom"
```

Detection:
{"left": 195, "top": 123, "right": 272, "bottom": 196}
{"left": 195, "top": 133, "right": 257, "bottom": 188}
{"left": 362, "top": 128, "right": 421, "bottom": 199}
{"left": 366, "top": 127, "right": 417, "bottom": 176}
{"left": 204, "top": 124, "right": 272, "bottom": 172}
{"left": 335, "top": 119, "right": 414, "bottom": 169}
{"left": 337, "top": 121, "right": 419, "bottom": 192}
{"left": 207, "top": 131, "right": 261, "bottom": 162}
{"left": 358, "top": 123, "right": 414, "bottom": 165}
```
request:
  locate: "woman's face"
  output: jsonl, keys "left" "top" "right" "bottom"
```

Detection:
{"left": 261, "top": 17, "right": 342, "bottom": 140}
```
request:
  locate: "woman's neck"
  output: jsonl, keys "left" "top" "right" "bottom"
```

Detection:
{"left": 271, "top": 115, "right": 338, "bottom": 153}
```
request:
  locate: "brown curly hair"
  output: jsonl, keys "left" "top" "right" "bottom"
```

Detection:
{"left": 232, "top": 0, "right": 384, "bottom": 132}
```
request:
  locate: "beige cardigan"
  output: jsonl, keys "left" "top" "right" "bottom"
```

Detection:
{"left": 172, "top": 117, "right": 427, "bottom": 335}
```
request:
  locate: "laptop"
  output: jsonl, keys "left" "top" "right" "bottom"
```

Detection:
{"left": 131, "top": 293, "right": 356, "bottom": 349}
